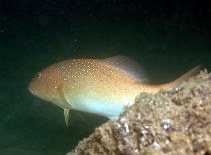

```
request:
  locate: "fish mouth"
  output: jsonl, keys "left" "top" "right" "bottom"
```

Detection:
{"left": 28, "top": 87, "right": 42, "bottom": 100}
{"left": 28, "top": 87, "right": 36, "bottom": 96}
{"left": 28, "top": 82, "right": 38, "bottom": 96}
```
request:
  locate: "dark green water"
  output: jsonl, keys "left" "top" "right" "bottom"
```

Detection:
{"left": 0, "top": 0, "right": 210, "bottom": 154}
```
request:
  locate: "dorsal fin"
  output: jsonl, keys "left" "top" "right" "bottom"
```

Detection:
{"left": 103, "top": 55, "right": 148, "bottom": 83}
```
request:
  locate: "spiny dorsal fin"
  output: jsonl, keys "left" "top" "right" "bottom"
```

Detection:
{"left": 103, "top": 55, "right": 148, "bottom": 83}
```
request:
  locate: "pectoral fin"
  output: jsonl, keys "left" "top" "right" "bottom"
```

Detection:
{"left": 57, "top": 84, "right": 71, "bottom": 126}
{"left": 64, "top": 108, "right": 70, "bottom": 126}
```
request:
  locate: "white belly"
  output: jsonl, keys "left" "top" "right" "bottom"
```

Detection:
{"left": 67, "top": 96, "right": 133, "bottom": 119}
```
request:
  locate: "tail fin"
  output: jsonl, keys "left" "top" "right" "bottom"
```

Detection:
{"left": 159, "top": 65, "right": 202, "bottom": 90}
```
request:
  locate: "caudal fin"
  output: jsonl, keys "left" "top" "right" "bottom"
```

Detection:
{"left": 160, "top": 65, "right": 202, "bottom": 90}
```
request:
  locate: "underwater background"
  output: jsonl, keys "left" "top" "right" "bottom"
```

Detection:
{"left": 0, "top": 0, "right": 210, "bottom": 154}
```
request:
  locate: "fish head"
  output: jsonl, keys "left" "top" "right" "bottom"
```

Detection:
{"left": 28, "top": 63, "right": 71, "bottom": 109}
{"left": 29, "top": 71, "right": 51, "bottom": 101}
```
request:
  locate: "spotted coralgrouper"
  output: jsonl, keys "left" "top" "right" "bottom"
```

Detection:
{"left": 28, "top": 55, "right": 201, "bottom": 126}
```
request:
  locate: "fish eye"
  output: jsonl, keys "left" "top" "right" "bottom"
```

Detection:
{"left": 35, "top": 72, "right": 41, "bottom": 78}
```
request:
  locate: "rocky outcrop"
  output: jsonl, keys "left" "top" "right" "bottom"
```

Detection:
{"left": 67, "top": 70, "right": 211, "bottom": 155}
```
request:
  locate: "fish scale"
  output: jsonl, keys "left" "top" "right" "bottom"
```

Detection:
{"left": 29, "top": 55, "right": 201, "bottom": 126}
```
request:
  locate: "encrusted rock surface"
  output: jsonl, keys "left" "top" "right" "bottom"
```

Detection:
{"left": 67, "top": 70, "right": 211, "bottom": 155}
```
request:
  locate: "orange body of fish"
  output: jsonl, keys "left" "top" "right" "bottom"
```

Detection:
{"left": 28, "top": 55, "right": 201, "bottom": 125}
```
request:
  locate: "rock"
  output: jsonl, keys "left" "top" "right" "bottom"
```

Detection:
{"left": 67, "top": 70, "right": 211, "bottom": 155}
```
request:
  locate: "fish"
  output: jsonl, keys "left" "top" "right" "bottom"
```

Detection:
{"left": 28, "top": 55, "right": 201, "bottom": 126}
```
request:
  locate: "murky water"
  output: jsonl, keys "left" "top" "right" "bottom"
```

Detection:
{"left": 0, "top": 0, "right": 210, "bottom": 154}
